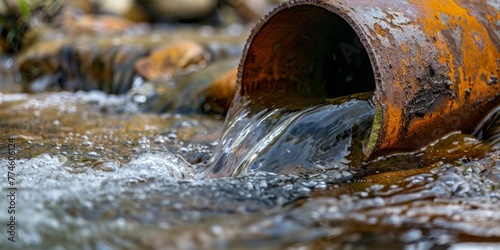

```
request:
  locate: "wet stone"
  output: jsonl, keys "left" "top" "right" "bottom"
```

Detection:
{"left": 60, "top": 12, "right": 138, "bottom": 35}
{"left": 130, "top": 57, "right": 239, "bottom": 114}
{"left": 134, "top": 40, "right": 210, "bottom": 80}
{"left": 15, "top": 25, "right": 247, "bottom": 98}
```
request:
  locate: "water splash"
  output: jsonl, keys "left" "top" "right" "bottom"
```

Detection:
{"left": 203, "top": 92, "right": 375, "bottom": 178}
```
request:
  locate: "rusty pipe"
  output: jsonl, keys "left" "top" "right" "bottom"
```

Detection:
{"left": 231, "top": 0, "right": 500, "bottom": 161}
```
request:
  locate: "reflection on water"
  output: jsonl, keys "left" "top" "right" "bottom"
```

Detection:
{"left": 205, "top": 92, "right": 374, "bottom": 178}
{"left": 0, "top": 91, "right": 500, "bottom": 249}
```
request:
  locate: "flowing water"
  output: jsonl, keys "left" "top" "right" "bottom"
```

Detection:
{"left": 1, "top": 88, "right": 500, "bottom": 249}
{"left": 204, "top": 92, "right": 374, "bottom": 178}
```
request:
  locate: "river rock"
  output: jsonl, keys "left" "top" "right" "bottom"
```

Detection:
{"left": 130, "top": 58, "right": 239, "bottom": 114}
{"left": 230, "top": 0, "right": 271, "bottom": 22}
{"left": 203, "top": 67, "right": 237, "bottom": 113}
{"left": 98, "top": 0, "right": 134, "bottom": 16}
{"left": 60, "top": 11, "right": 138, "bottom": 35}
{"left": 134, "top": 40, "right": 210, "bottom": 80}
{"left": 15, "top": 29, "right": 244, "bottom": 94}
{"left": 17, "top": 39, "right": 148, "bottom": 93}
{"left": 96, "top": 0, "right": 150, "bottom": 22}
{"left": 137, "top": 0, "right": 217, "bottom": 20}
{"left": 15, "top": 23, "right": 248, "bottom": 106}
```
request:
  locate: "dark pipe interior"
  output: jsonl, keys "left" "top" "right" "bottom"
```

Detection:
{"left": 241, "top": 5, "right": 375, "bottom": 99}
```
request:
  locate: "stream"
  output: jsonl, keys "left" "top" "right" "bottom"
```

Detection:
{"left": 1, "top": 88, "right": 499, "bottom": 249}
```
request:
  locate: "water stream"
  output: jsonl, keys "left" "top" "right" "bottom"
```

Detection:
{"left": 0, "top": 90, "right": 499, "bottom": 249}
{"left": 205, "top": 92, "right": 374, "bottom": 178}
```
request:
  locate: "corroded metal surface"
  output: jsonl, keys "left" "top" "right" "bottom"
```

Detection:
{"left": 234, "top": 0, "right": 500, "bottom": 161}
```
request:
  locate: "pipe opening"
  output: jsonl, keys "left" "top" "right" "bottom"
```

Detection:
{"left": 241, "top": 5, "right": 375, "bottom": 100}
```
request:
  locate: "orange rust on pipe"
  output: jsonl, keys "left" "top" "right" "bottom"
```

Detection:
{"left": 232, "top": 0, "right": 500, "bottom": 161}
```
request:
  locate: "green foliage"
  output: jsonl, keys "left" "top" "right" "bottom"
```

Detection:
{"left": 18, "top": 0, "right": 32, "bottom": 22}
